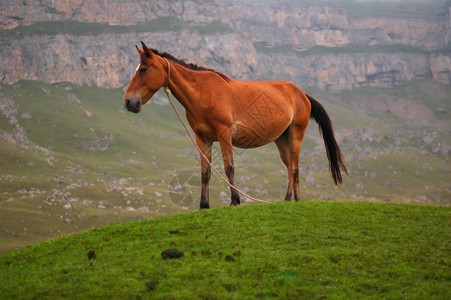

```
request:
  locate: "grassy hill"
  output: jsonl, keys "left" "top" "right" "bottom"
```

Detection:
{"left": 0, "top": 201, "right": 449, "bottom": 299}
{"left": 0, "top": 79, "right": 450, "bottom": 253}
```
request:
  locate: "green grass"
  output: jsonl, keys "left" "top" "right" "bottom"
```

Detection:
{"left": 0, "top": 201, "right": 449, "bottom": 299}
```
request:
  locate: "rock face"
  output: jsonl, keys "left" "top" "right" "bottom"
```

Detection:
{"left": 0, "top": 0, "right": 449, "bottom": 91}
{"left": 0, "top": 31, "right": 258, "bottom": 88}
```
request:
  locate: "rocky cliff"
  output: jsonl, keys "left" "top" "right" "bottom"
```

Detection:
{"left": 0, "top": 0, "right": 449, "bottom": 91}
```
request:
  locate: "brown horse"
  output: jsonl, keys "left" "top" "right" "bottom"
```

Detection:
{"left": 124, "top": 42, "right": 348, "bottom": 209}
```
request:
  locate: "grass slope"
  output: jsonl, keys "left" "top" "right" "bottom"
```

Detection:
{"left": 0, "top": 201, "right": 450, "bottom": 299}
{"left": 0, "top": 79, "right": 450, "bottom": 254}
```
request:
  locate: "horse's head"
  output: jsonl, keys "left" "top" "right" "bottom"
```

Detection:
{"left": 123, "top": 42, "right": 168, "bottom": 113}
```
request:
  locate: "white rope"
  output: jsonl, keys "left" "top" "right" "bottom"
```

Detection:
{"left": 162, "top": 58, "right": 269, "bottom": 204}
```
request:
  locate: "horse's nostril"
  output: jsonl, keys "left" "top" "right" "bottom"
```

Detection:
{"left": 125, "top": 99, "right": 131, "bottom": 107}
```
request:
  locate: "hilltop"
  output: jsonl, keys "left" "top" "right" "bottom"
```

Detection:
{"left": 0, "top": 202, "right": 449, "bottom": 299}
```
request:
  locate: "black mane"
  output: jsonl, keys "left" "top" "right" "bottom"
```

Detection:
{"left": 150, "top": 49, "right": 230, "bottom": 82}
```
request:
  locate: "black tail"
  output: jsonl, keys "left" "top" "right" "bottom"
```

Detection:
{"left": 307, "top": 94, "right": 348, "bottom": 185}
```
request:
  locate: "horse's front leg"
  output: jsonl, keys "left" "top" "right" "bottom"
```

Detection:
{"left": 197, "top": 136, "right": 212, "bottom": 209}
{"left": 218, "top": 129, "right": 240, "bottom": 206}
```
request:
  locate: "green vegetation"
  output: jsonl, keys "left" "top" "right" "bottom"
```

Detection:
{"left": 241, "top": 0, "right": 449, "bottom": 17}
{"left": 340, "top": 0, "right": 450, "bottom": 17}
{"left": 0, "top": 80, "right": 193, "bottom": 252}
{"left": 0, "top": 18, "right": 233, "bottom": 39}
{"left": 255, "top": 44, "right": 430, "bottom": 56}
{"left": 304, "top": 45, "right": 429, "bottom": 56}
{"left": 0, "top": 201, "right": 449, "bottom": 299}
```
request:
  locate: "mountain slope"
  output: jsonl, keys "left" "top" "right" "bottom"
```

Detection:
{"left": 0, "top": 79, "right": 450, "bottom": 253}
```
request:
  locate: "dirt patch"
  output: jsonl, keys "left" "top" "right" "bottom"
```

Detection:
{"left": 348, "top": 93, "right": 445, "bottom": 127}
{"left": 74, "top": 134, "right": 115, "bottom": 151}
{"left": 388, "top": 97, "right": 442, "bottom": 126}
{"left": 418, "top": 81, "right": 447, "bottom": 99}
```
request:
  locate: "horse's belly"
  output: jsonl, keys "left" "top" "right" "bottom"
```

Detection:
{"left": 229, "top": 89, "right": 294, "bottom": 148}
{"left": 231, "top": 117, "right": 290, "bottom": 149}
{"left": 231, "top": 124, "right": 271, "bottom": 148}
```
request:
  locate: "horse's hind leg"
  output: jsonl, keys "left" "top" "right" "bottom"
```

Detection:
{"left": 275, "top": 125, "right": 306, "bottom": 201}
{"left": 275, "top": 132, "right": 293, "bottom": 200}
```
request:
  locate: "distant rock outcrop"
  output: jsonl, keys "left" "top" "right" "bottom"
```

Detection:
{"left": 0, "top": 0, "right": 449, "bottom": 91}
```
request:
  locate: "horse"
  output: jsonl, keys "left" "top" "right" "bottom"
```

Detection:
{"left": 123, "top": 41, "right": 348, "bottom": 209}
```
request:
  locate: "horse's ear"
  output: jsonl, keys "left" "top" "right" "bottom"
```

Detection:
{"left": 140, "top": 41, "right": 153, "bottom": 58}
{"left": 135, "top": 45, "right": 144, "bottom": 56}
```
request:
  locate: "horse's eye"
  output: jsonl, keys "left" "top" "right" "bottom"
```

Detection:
{"left": 140, "top": 68, "right": 147, "bottom": 74}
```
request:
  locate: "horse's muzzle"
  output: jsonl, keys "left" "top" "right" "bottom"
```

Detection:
{"left": 124, "top": 98, "right": 141, "bottom": 113}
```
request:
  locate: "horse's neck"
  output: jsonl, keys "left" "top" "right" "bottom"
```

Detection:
{"left": 166, "top": 62, "right": 208, "bottom": 111}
